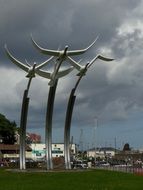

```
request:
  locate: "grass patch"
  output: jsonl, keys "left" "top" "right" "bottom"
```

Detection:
{"left": 0, "top": 169, "right": 143, "bottom": 190}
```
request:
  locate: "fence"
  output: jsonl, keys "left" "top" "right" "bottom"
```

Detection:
{"left": 96, "top": 165, "right": 143, "bottom": 175}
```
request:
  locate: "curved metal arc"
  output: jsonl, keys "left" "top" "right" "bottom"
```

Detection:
{"left": 5, "top": 44, "right": 29, "bottom": 72}
{"left": 67, "top": 36, "right": 99, "bottom": 56}
{"left": 64, "top": 92, "right": 76, "bottom": 169}
{"left": 26, "top": 77, "right": 33, "bottom": 91}
{"left": 36, "top": 56, "right": 54, "bottom": 70}
{"left": 31, "top": 34, "right": 60, "bottom": 56}
{"left": 74, "top": 64, "right": 89, "bottom": 90}
{"left": 31, "top": 34, "right": 98, "bottom": 57}
{"left": 66, "top": 56, "right": 85, "bottom": 71}
{"left": 25, "top": 59, "right": 32, "bottom": 67}
{"left": 5, "top": 44, "right": 54, "bottom": 75}
{"left": 56, "top": 66, "right": 74, "bottom": 78}
{"left": 19, "top": 88, "right": 30, "bottom": 170}
{"left": 45, "top": 79, "right": 58, "bottom": 170}
{"left": 64, "top": 59, "right": 98, "bottom": 169}
{"left": 20, "top": 74, "right": 35, "bottom": 170}
{"left": 48, "top": 59, "right": 65, "bottom": 86}
{"left": 64, "top": 66, "right": 88, "bottom": 169}
{"left": 36, "top": 66, "right": 74, "bottom": 80}
{"left": 87, "top": 55, "right": 114, "bottom": 68}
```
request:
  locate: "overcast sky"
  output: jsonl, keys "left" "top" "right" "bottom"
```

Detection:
{"left": 1, "top": 0, "right": 143, "bottom": 149}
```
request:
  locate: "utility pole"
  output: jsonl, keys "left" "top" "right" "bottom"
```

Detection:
{"left": 114, "top": 137, "right": 117, "bottom": 154}
{"left": 79, "top": 129, "right": 83, "bottom": 152}
{"left": 94, "top": 117, "right": 98, "bottom": 161}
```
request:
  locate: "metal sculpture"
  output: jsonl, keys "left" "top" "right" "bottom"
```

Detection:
{"left": 64, "top": 55, "right": 114, "bottom": 169}
{"left": 5, "top": 35, "right": 114, "bottom": 171}
{"left": 45, "top": 79, "right": 58, "bottom": 170}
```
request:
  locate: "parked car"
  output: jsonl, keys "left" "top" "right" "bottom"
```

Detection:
{"left": 73, "top": 160, "right": 88, "bottom": 169}
{"left": 95, "top": 161, "right": 110, "bottom": 167}
{"left": 73, "top": 163, "right": 88, "bottom": 169}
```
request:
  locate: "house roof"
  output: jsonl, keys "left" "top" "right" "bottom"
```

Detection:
{"left": 0, "top": 144, "right": 32, "bottom": 151}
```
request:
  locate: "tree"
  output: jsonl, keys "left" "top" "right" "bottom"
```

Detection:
{"left": 26, "top": 133, "right": 41, "bottom": 144}
{"left": 0, "top": 113, "right": 17, "bottom": 144}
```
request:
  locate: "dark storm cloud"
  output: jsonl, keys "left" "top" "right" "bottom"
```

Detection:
{"left": 1, "top": 0, "right": 141, "bottom": 61}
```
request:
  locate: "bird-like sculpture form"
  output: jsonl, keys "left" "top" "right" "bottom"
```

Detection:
{"left": 67, "top": 54, "right": 114, "bottom": 76}
{"left": 31, "top": 35, "right": 98, "bottom": 82}
{"left": 31, "top": 35, "right": 98, "bottom": 61}
{"left": 4, "top": 44, "right": 74, "bottom": 85}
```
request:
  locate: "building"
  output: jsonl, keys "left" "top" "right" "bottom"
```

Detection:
{"left": 114, "top": 150, "right": 143, "bottom": 162}
{"left": 87, "top": 147, "right": 116, "bottom": 159}
{"left": 0, "top": 144, "right": 32, "bottom": 159}
{"left": 30, "top": 143, "right": 76, "bottom": 161}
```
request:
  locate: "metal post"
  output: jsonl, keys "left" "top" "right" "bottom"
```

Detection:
{"left": 19, "top": 90, "right": 29, "bottom": 170}
{"left": 64, "top": 64, "right": 89, "bottom": 170}
{"left": 45, "top": 79, "right": 58, "bottom": 170}
{"left": 64, "top": 89, "right": 76, "bottom": 169}
{"left": 19, "top": 78, "right": 32, "bottom": 170}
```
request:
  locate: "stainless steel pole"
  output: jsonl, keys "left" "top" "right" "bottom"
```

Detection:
{"left": 19, "top": 90, "right": 29, "bottom": 170}
{"left": 64, "top": 89, "right": 76, "bottom": 169}
{"left": 45, "top": 79, "right": 58, "bottom": 170}
{"left": 19, "top": 78, "right": 32, "bottom": 170}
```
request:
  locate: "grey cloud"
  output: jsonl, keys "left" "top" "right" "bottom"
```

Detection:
{"left": 1, "top": 0, "right": 141, "bottom": 61}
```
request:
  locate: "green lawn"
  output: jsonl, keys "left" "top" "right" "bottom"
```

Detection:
{"left": 0, "top": 169, "right": 143, "bottom": 190}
